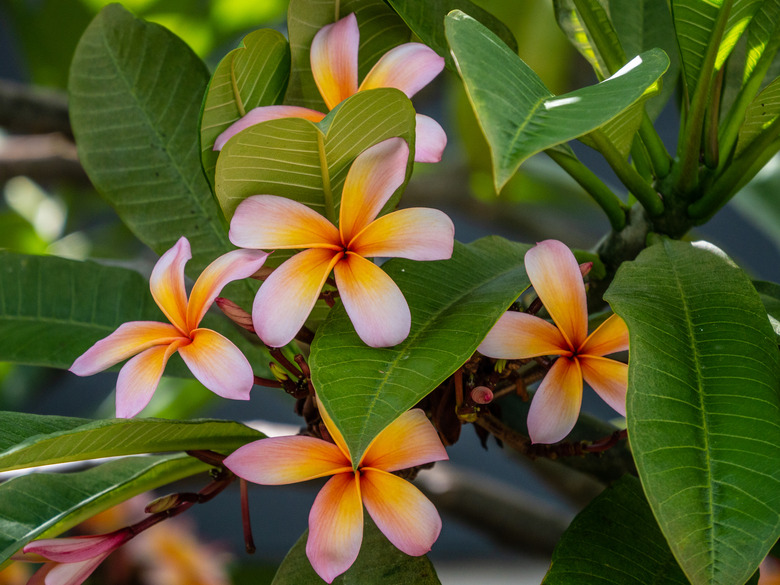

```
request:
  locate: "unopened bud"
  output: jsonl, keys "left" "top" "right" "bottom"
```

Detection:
{"left": 493, "top": 358, "right": 507, "bottom": 374}
{"left": 470, "top": 386, "right": 494, "bottom": 404}
{"left": 145, "top": 493, "right": 181, "bottom": 514}
{"left": 269, "top": 362, "right": 289, "bottom": 382}
{"left": 579, "top": 262, "right": 593, "bottom": 277}
{"left": 251, "top": 266, "right": 275, "bottom": 281}
{"left": 215, "top": 297, "right": 255, "bottom": 333}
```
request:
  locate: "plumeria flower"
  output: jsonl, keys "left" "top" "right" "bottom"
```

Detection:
{"left": 229, "top": 137, "right": 454, "bottom": 348}
{"left": 70, "top": 237, "right": 268, "bottom": 418}
{"left": 224, "top": 404, "right": 448, "bottom": 583}
{"left": 214, "top": 12, "right": 447, "bottom": 163}
{"left": 23, "top": 530, "right": 133, "bottom": 585}
{"left": 477, "top": 239, "right": 629, "bottom": 444}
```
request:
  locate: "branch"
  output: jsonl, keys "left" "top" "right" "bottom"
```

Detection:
{"left": 0, "top": 79, "right": 72, "bottom": 137}
{"left": 0, "top": 134, "right": 89, "bottom": 186}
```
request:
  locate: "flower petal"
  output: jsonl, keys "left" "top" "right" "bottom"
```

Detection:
{"left": 524, "top": 239, "right": 587, "bottom": 349}
{"left": 306, "top": 472, "right": 363, "bottom": 583}
{"left": 24, "top": 533, "right": 129, "bottom": 563}
{"left": 69, "top": 321, "right": 182, "bottom": 376}
{"left": 41, "top": 552, "right": 111, "bottom": 585}
{"left": 224, "top": 436, "right": 350, "bottom": 485}
{"left": 338, "top": 137, "right": 409, "bottom": 243}
{"left": 580, "top": 356, "right": 628, "bottom": 416}
{"left": 311, "top": 13, "right": 359, "bottom": 110}
{"left": 333, "top": 253, "right": 410, "bottom": 347}
{"left": 213, "top": 106, "right": 326, "bottom": 150}
{"left": 477, "top": 311, "right": 569, "bottom": 359}
{"left": 413, "top": 114, "right": 447, "bottom": 163}
{"left": 178, "top": 329, "right": 253, "bottom": 401}
{"left": 186, "top": 248, "right": 269, "bottom": 330}
{"left": 252, "top": 249, "right": 341, "bottom": 347}
{"left": 115, "top": 341, "right": 184, "bottom": 418}
{"left": 527, "top": 357, "right": 583, "bottom": 444}
{"left": 149, "top": 237, "right": 191, "bottom": 334}
{"left": 359, "top": 43, "right": 444, "bottom": 98}
{"left": 229, "top": 195, "right": 340, "bottom": 250}
{"left": 360, "top": 409, "right": 448, "bottom": 471}
{"left": 579, "top": 313, "right": 629, "bottom": 356}
{"left": 349, "top": 207, "right": 454, "bottom": 260}
{"left": 361, "top": 468, "right": 441, "bottom": 556}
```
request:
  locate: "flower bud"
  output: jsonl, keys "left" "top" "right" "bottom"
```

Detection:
{"left": 215, "top": 297, "right": 255, "bottom": 333}
{"left": 470, "top": 386, "right": 494, "bottom": 405}
{"left": 269, "top": 362, "right": 289, "bottom": 382}
{"left": 145, "top": 493, "right": 181, "bottom": 514}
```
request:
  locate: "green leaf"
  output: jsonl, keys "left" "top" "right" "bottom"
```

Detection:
{"left": 215, "top": 87, "right": 416, "bottom": 266}
{"left": 0, "top": 413, "right": 263, "bottom": 472}
{"left": 310, "top": 237, "right": 530, "bottom": 465}
{"left": 271, "top": 516, "right": 441, "bottom": 584}
{"left": 0, "top": 252, "right": 269, "bottom": 375}
{"left": 542, "top": 476, "right": 690, "bottom": 585}
{"left": 744, "top": 0, "right": 780, "bottom": 83}
{"left": 754, "top": 280, "right": 780, "bottom": 340}
{"left": 386, "top": 0, "right": 517, "bottom": 70}
{"left": 735, "top": 75, "right": 780, "bottom": 155}
{"left": 285, "top": 0, "right": 409, "bottom": 109}
{"left": 445, "top": 10, "right": 669, "bottom": 191}
{"left": 200, "top": 29, "right": 290, "bottom": 188}
{"left": 0, "top": 454, "right": 208, "bottom": 565}
{"left": 605, "top": 239, "right": 780, "bottom": 585}
{"left": 68, "top": 4, "right": 256, "bottom": 307}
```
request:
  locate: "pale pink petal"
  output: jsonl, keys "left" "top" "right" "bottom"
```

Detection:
{"left": 26, "top": 563, "right": 53, "bottom": 585}
{"left": 229, "top": 195, "right": 340, "bottom": 250}
{"left": 311, "top": 13, "right": 359, "bottom": 110}
{"left": 178, "top": 329, "right": 253, "bottom": 401}
{"left": 525, "top": 240, "right": 588, "bottom": 349}
{"left": 477, "top": 311, "right": 570, "bottom": 359}
{"left": 317, "top": 398, "right": 353, "bottom": 462}
{"left": 69, "top": 321, "right": 182, "bottom": 376}
{"left": 359, "top": 43, "right": 444, "bottom": 98}
{"left": 24, "top": 533, "right": 129, "bottom": 563}
{"left": 224, "top": 436, "right": 350, "bottom": 485}
{"left": 360, "top": 409, "right": 447, "bottom": 471}
{"left": 579, "top": 313, "right": 629, "bottom": 356}
{"left": 527, "top": 357, "right": 583, "bottom": 444}
{"left": 333, "top": 252, "right": 410, "bottom": 347}
{"left": 115, "top": 341, "right": 185, "bottom": 418}
{"left": 186, "top": 249, "right": 269, "bottom": 330}
{"left": 252, "top": 249, "right": 341, "bottom": 347}
{"left": 579, "top": 356, "right": 628, "bottom": 416}
{"left": 149, "top": 237, "right": 191, "bottom": 334}
{"left": 306, "top": 472, "right": 363, "bottom": 583}
{"left": 338, "top": 138, "right": 409, "bottom": 243}
{"left": 413, "top": 114, "right": 447, "bottom": 163}
{"left": 348, "top": 208, "right": 454, "bottom": 260}
{"left": 361, "top": 468, "right": 441, "bottom": 556}
{"left": 41, "top": 552, "right": 111, "bottom": 585}
{"left": 213, "top": 106, "right": 326, "bottom": 150}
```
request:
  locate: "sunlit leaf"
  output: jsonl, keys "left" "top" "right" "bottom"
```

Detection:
{"left": 736, "top": 75, "right": 780, "bottom": 155}
{"left": 553, "top": 0, "right": 623, "bottom": 79}
{"left": 311, "top": 237, "right": 530, "bottom": 465}
{"left": 606, "top": 239, "right": 780, "bottom": 585}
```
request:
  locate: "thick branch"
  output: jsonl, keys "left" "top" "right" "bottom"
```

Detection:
{"left": 0, "top": 79, "right": 72, "bottom": 137}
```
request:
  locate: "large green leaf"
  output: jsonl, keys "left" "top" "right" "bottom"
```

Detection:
{"left": 310, "top": 237, "right": 530, "bottom": 465}
{"left": 271, "top": 517, "right": 441, "bottom": 584}
{"left": 0, "top": 413, "right": 263, "bottom": 472}
{"left": 0, "top": 454, "right": 208, "bottom": 565}
{"left": 445, "top": 10, "right": 669, "bottom": 191}
{"left": 386, "top": 0, "right": 517, "bottom": 70}
{"left": 285, "top": 0, "right": 409, "bottom": 109}
{"left": 542, "top": 476, "right": 690, "bottom": 585}
{"left": 735, "top": 75, "right": 780, "bottom": 155}
{"left": 215, "top": 87, "right": 416, "bottom": 270}
{"left": 744, "top": 0, "right": 780, "bottom": 83}
{"left": 606, "top": 239, "right": 780, "bottom": 585}
{"left": 0, "top": 252, "right": 269, "bottom": 375}
{"left": 68, "top": 4, "right": 256, "bottom": 307}
{"left": 200, "top": 29, "right": 290, "bottom": 188}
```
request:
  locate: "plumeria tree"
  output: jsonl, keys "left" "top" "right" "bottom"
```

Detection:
{"left": 1, "top": 1, "right": 779, "bottom": 584}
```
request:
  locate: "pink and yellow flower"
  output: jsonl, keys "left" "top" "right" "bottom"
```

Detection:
{"left": 224, "top": 405, "right": 448, "bottom": 583}
{"left": 70, "top": 237, "right": 268, "bottom": 418}
{"left": 214, "top": 12, "right": 447, "bottom": 163}
{"left": 477, "top": 240, "right": 629, "bottom": 444}
{"left": 229, "top": 137, "right": 454, "bottom": 348}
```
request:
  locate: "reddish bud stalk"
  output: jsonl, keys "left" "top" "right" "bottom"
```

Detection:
{"left": 240, "top": 479, "right": 256, "bottom": 554}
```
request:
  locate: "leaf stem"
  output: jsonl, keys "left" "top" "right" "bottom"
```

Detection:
{"left": 317, "top": 131, "right": 336, "bottom": 223}
{"left": 545, "top": 148, "right": 627, "bottom": 230}
{"left": 638, "top": 114, "right": 670, "bottom": 178}
{"left": 230, "top": 58, "right": 246, "bottom": 117}
{"left": 588, "top": 131, "right": 663, "bottom": 216}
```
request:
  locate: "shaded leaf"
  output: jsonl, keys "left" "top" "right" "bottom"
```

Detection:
{"left": 271, "top": 516, "right": 441, "bottom": 584}
{"left": 0, "top": 413, "right": 263, "bottom": 472}
{"left": 200, "top": 29, "right": 290, "bottom": 188}
{"left": 553, "top": 0, "right": 623, "bottom": 79}
{"left": 606, "top": 239, "right": 780, "bottom": 585}
{"left": 446, "top": 10, "right": 669, "bottom": 190}
{"left": 0, "top": 455, "right": 208, "bottom": 565}
{"left": 310, "top": 237, "right": 530, "bottom": 465}
{"left": 735, "top": 75, "right": 780, "bottom": 155}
